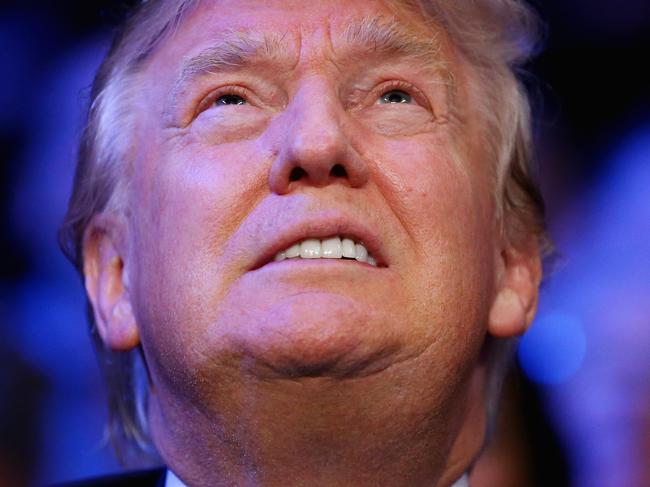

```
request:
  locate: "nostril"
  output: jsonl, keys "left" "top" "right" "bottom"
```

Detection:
{"left": 330, "top": 164, "right": 347, "bottom": 178}
{"left": 287, "top": 164, "right": 348, "bottom": 184}
{"left": 289, "top": 167, "right": 307, "bottom": 182}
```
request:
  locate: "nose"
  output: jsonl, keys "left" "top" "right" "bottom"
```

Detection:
{"left": 268, "top": 79, "right": 369, "bottom": 195}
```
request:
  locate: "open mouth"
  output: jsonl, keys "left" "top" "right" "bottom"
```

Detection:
{"left": 272, "top": 235, "right": 379, "bottom": 267}
{"left": 248, "top": 214, "right": 388, "bottom": 271}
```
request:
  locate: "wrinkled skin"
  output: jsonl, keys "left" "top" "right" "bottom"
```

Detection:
{"left": 83, "top": 0, "right": 541, "bottom": 485}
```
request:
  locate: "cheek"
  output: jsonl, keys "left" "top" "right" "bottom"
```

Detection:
{"left": 370, "top": 131, "right": 494, "bottom": 245}
{"left": 366, "top": 131, "right": 496, "bottom": 331}
{"left": 128, "top": 137, "right": 267, "bottom": 364}
{"left": 135, "top": 140, "right": 252, "bottom": 259}
{"left": 135, "top": 133, "right": 268, "bottom": 258}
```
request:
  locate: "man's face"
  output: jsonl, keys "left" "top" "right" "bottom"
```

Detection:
{"left": 128, "top": 0, "right": 497, "bottom": 425}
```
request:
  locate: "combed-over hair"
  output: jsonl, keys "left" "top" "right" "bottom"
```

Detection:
{"left": 59, "top": 0, "right": 548, "bottom": 465}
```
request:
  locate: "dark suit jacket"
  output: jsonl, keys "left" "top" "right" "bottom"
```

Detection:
{"left": 49, "top": 467, "right": 167, "bottom": 487}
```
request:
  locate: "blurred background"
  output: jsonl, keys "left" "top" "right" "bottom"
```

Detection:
{"left": 0, "top": 1, "right": 648, "bottom": 486}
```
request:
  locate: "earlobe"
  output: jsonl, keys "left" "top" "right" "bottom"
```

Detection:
{"left": 488, "top": 242, "right": 541, "bottom": 338}
{"left": 83, "top": 215, "right": 140, "bottom": 351}
{"left": 101, "top": 287, "right": 140, "bottom": 351}
{"left": 488, "top": 287, "right": 528, "bottom": 337}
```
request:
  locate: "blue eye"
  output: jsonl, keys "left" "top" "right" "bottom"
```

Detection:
{"left": 378, "top": 90, "right": 412, "bottom": 104}
{"left": 215, "top": 94, "right": 246, "bottom": 106}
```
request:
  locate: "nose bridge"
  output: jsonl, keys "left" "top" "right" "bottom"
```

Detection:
{"left": 286, "top": 77, "right": 346, "bottom": 167}
{"left": 268, "top": 76, "right": 368, "bottom": 195}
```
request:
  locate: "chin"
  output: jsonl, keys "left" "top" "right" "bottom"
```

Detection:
{"left": 205, "top": 291, "right": 403, "bottom": 380}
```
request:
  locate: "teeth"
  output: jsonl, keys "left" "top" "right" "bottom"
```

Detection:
{"left": 273, "top": 236, "right": 378, "bottom": 266}
{"left": 300, "top": 239, "right": 321, "bottom": 258}
{"left": 321, "top": 237, "right": 342, "bottom": 258}
{"left": 286, "top": 243, "right": 300, "bottom": 258}
{"left": 354, "top": 243, "right": 368, "bottom": 262}
{"left": 341, "top": 238, "right": 355, "bottom": 258}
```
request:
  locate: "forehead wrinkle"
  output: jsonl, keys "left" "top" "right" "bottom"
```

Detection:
{"left": 164, "top": 14, "right": 457, "bottom": 119}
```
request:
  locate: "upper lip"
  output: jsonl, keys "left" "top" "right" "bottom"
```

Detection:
{"left": 250, "top": 212, "right": 387, "bottom": 270}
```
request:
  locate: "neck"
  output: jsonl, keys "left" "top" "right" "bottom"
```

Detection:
{"left": 149, "top": 366, "right": 486, "bottom": 487}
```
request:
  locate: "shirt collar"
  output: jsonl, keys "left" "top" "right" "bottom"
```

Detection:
{"left": 165, "top": 469, "right": 470, "bottom": 486}
{"left": 165, "top": 469, "right": 186, "bottom": 487}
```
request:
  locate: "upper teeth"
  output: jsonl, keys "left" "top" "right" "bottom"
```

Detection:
{"left": 273, "top": 236, "right": 378, "bottom": 266}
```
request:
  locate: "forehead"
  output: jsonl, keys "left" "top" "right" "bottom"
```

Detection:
{"left": 151, "top": 0, "right": 446, "bottom": 72}
{"left": 141, "top": 0, "right": 460, "bottom": 123}
{"left": 178, "top": 0, "right": 429, "bottom": 38}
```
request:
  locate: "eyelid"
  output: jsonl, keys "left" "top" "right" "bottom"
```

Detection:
{"left": 366, "top": 80, "right": 432, "bottom": 112}
{"left": 195, "top": 85, "right": 254, "bottom": 116}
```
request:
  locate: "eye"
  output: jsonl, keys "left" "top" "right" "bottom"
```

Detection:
{"left": 215, "top": 94, "right": 247, "bottom": 106}
{"left": 377, "top": 89, "right": 412, "bottom": 104}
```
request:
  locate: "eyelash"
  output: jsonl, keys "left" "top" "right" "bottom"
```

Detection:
{"left": 368, "top": 79, "right": 429, "bottom": 109}
{"left": 195, "top": 79, "right": 428, "bottom": 116}
{"left": 196, "top": 85, "right": 252, "bottom": 114}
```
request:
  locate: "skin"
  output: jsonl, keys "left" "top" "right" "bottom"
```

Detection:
{"left": 82, "top": 0, "right": 541, "bottom": 485}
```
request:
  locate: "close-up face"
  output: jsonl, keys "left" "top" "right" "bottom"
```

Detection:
{"left": 122, "top": 0, "right": 503, "bottom": 443}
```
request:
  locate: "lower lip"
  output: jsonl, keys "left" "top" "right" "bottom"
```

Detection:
{"left": 259, "top": 257, "right": 383, "bottom": 271}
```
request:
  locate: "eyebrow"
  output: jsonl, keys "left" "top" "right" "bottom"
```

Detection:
{"left": 342, "top": 16, "right": 446, "bottom": 71}
{"left": 168, "top": 30, "right": 287, "bottom": 106}
{"left": 341, "top": 16, "right": 455, "bottom": 101}
{"left": 169, "top": 16, "right": 453, "bottom": 106}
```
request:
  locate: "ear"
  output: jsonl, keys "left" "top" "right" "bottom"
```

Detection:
{"left": 488, "top": 237, "right": 542, "bottom": 338}
{"left": 82, "top": 214, "right": 139, "bottom": 351}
